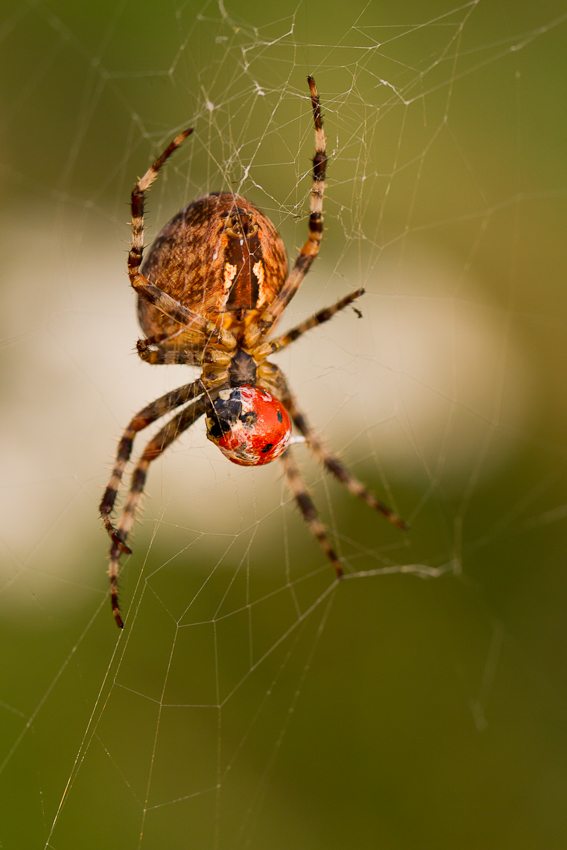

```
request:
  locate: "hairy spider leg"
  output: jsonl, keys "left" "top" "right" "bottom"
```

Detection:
{"left": 108, "top": 396, "right": 208, "bottom": 628}
{"left": 254, "top": 288, "right": 365, "bottom": 361}
{"left": 137, "top": 346, "right": 204, "bottom": 366}
{"left": 269, "top": 365, "right": 407, "bottom": 532}
{"left": 128, "top": 128, "right": 237, "bottom": 354}
{"left": 279, "top": 447, "right": 343, "bottom": 579}
{"left": 248, "top": 76, "right": 327, "bottom": 346}
{"left": 136, "top": 329, "right": 187, "bottom": 362}
{"left": 130, "top": 271, "right": 237, "bottom": 352}
{"left": 129, "top": 128, "right": 194, "bottom": 268}
{"left": 137, "top": 337, "right": 233, "bottom": 369}
{"left": 100, "top": 379, "right": 205, "bottom": 551}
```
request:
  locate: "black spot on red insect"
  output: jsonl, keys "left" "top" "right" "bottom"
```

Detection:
{"left": 261, "top": 443, "right": 273, "bottom": 453}
{"left": 277, "top": 410, "right": 283, "bottom": 423}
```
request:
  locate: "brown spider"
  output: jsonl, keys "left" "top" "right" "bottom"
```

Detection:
{"left": 100, "top": 77, "right": 406, "bottom": 628}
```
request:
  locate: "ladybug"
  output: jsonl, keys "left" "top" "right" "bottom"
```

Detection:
{"left": 205, "top": 386, "right": 292, "bottom": 466}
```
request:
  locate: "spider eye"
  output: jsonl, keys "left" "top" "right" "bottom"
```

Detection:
{"left": 206, "top": 385, "right": 292, "bottom": 466}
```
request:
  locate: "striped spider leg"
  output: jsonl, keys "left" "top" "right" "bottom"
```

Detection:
{"left": 100, "top": 381, "right": 204, "bottom": 625}
{"left": 280, "top": 447, "right": 344, "bottom": 577}
{"left": 277, "top": 366, "right": 406, "bottom": 531}
{"left": 103, "top": 391, "right": 209, "bottom": 628}
{"left": 253, "top": 294, "right": 406, "bottom": 577}
{"left": 243, "top": 75, "right": 327, "bottom": 348}
{"left": 127, "top": 126, "right": 238, "bottom": 355}
{"left": 257, "top": 285, "right": 406, "bottom": 532}
{"left": 267, "top": 357, "right": 406, "bottom": 577}
{"left": 100, "top": 379, "right": 205, "bottom": 551}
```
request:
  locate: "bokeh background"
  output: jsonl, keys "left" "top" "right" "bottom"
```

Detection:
{"left": 2, "top": 0, "right": 567, "bottom": 848}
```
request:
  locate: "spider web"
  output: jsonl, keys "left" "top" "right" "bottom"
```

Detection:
{"left": 2, "top": 0, "right": 567, "bottom": 847}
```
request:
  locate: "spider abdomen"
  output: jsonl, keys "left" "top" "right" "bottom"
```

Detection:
{"left": 138, "top": 193, "right": 288, "bottom": 342}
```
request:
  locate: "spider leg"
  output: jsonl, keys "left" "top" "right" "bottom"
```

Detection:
{"left": 279, "top": 447, "right": 343, "bottom": 579}
{"left": 129, "top": 128, "right": 193, "bottom": 279}
{"left": 136, "top": 335, "right": 232, "bottom": 367}
{"left": 129, "top": 273, "right": 237, "bottom": 351}
{"left": 136, "top": 337, "right": 201, "bottom": 366}
{"left": 291, "top": 401, "right": 407, "bottom": 531}
{"left": 137, "top": 347, "right": 200, "bottom": 366}
{"left": 128, "top": 129, "right": 237, "bottom": 352}
{"left": 268, "top": 365, "right": 407, "bottom": 531}
{"left": 108, "top": 396, "right": 208, "bottom": 628}
{"left": 100, "top": 379, "right": 204, "bottom": 551}
{"left": 136, "top": 329, "right": 186, "bottom": 360}
{"left": 254, "top": 288, "right": 364, "bottom": 361}
{"left": 250, "top": 76, "right": 326, "bottom": 343}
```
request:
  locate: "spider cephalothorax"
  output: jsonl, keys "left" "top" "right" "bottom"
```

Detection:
{"left": 100, "top": 77, "right": 405, "bottom": 628}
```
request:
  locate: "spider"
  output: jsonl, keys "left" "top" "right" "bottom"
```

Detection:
{"left": 100, "top": 76, "right": 406, "bottom": 628}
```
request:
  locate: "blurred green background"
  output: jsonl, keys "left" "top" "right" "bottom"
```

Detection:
{"left": 1, "top": 0, "right": 567, "bottom": 848}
